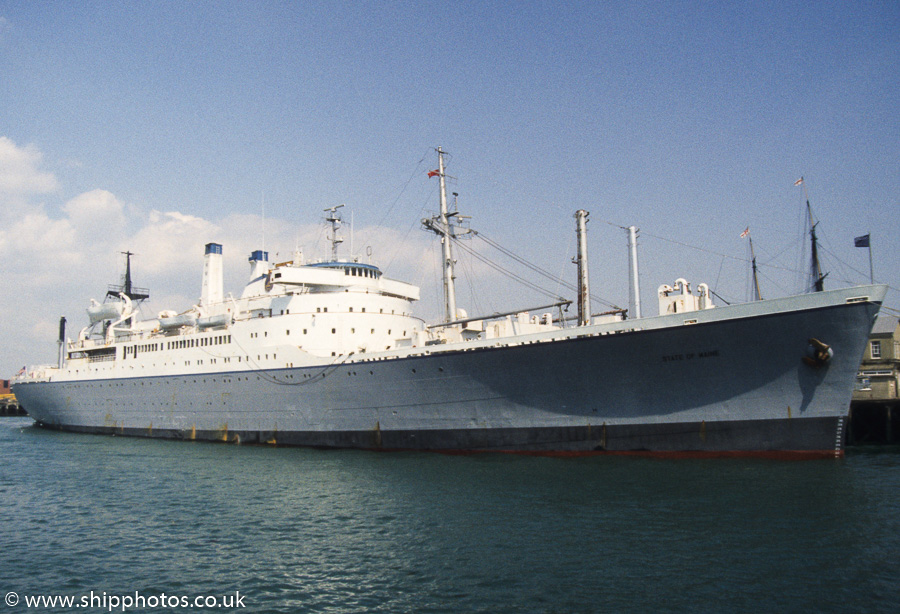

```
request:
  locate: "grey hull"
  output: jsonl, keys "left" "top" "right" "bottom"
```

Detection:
{"left": 14, "top": 287, "right": 883, "bottom": 455}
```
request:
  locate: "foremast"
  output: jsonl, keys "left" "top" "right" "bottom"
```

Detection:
{"left": 797, "top": 177, "right": 827, "bottom": 292}
{"left": 745, "top": 230, "right": 762, "bottom": 301}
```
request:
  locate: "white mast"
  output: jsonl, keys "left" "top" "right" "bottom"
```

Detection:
{"left": 422, "top": 147, "right": 459, "bottom": 323}
{"left": 438, "top": 148, "right": 457, "bottom": 322}
{"left": 575, "top": 210, "right": 591, "bottom": 326}
{"left": 626, "top": 225, "right": 642, "bottom": 318}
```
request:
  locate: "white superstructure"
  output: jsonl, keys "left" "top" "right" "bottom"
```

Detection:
{"left": 34, "top": 246, "right": 435, "bottom": 383}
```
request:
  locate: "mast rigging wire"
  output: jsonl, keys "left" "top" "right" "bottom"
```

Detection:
{"left": 449, "top": 231, "right": 621, "bottom": 310}
{"left": 450, "top": 237, "right": 565, "bottom": 303}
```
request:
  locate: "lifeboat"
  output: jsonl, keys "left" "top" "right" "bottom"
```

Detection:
{"left": 159, "top": 312, "right": 198, "bottom": 330}
{"left": 198, "top": 314, "right": 231, "bottom": 329}
{"left": 87, "top": 298, "right": 127, "bottom": 324}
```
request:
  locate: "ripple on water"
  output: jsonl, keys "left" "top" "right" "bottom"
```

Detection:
{"left": 2, "top": 419, "right": 900, "bottom": 612}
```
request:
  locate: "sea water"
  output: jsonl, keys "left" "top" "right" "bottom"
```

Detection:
{"left": 1, "top": 416, "right": 898, "bottom": 613}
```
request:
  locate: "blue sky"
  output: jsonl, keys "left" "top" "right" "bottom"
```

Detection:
{"left": 1, "top": 0, "right": 898, "bottom": 375}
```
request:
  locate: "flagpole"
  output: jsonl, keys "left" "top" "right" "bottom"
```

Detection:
{"left": 855, "top": 232, "right": 875, "bottom": 283}
{"left": 868, "top": 232, "right": 874, "bottom": 284}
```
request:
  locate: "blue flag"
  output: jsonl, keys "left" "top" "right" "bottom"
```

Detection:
{"left": 854, "top": 234, "right": 870, "bottom": 248}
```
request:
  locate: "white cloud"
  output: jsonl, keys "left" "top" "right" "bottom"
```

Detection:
{"left": 127, "top": 210, "right": 222, "bottom": 276}
{"left": 0, "top": 190, "right": 131, "bottom": 284}
{"left": 63, "top": 189, "right": 127, "bottom": 233}
{"left": 0, "top": 136, "right": 59, "bottom": 202}
{"left": 2, "top": 210, "right": 76, "bottom": 259}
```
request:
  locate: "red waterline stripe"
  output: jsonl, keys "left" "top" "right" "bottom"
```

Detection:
{"left": 410, "top": 448, "right": 844, "bottom": 461}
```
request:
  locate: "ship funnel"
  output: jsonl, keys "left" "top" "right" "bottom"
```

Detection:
{"left": 57, "top": 316, "right": 67, "bottom": 369}
{"left": 248, "top": 249, "right": 269, "bottom": 281}
{"left": 201, "top": 243, "right": 224, "bottom": 306}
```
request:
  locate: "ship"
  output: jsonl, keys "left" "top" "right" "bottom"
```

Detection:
{"left": 12, "top": 149, "right": 887, "bottom": 457}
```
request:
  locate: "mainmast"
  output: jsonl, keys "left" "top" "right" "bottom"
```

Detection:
{"left": 423, "top": 146, "right": 461, "bottom": 323}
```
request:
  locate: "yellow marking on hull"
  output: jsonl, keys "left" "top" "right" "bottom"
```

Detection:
{"left": 190, "top": 424, "right": 196, "bottom": 440}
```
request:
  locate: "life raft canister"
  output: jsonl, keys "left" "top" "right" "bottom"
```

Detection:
{"left": 803, "top": 338, "right": 833, "bottom": 367}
